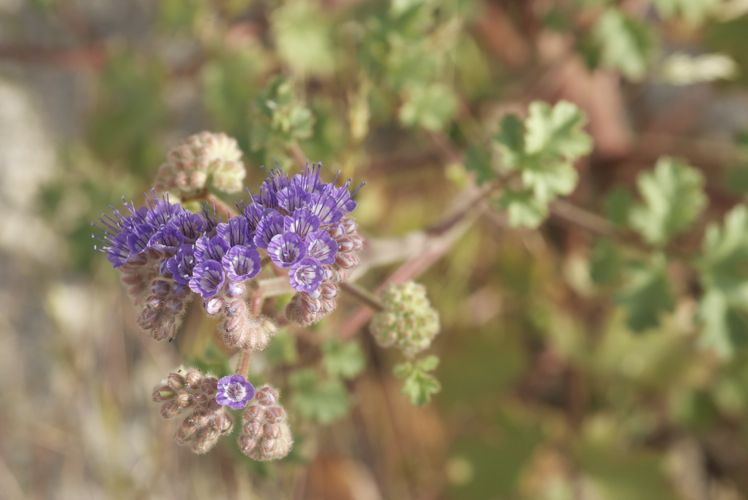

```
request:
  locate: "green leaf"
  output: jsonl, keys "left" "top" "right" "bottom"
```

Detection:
{"left": 399, "top": 83, "right": 457, "bottom": 131}
{"left": 271, "top": 2, "right": 335, "bottom": 77}
{"left": 603, "top": 187, "right": 635, "bottom": 228}
{"left": 494, "top": 114, "right": 525, "bottom": 168}
{"left": 616, "top": 255, "right": 674, "bottom": 332}
{"left": 698, "top": 290, "right": 748, "bottom": 359}
{"left": 700, "top": 205, "right": 748, "bottom": 296}
{"left": 524, "top": 100, "right": 592, "bottom": 160}
{"left": 629, "top": 157, "right": 706, "bottom": 246}
{"left": 491, "top": 101, "right": 592, "bottom": 227}
{"left": 500, "top": 101, "right": 590, "bottom": 198}
{"left": 495, "top": 190, "right": 548, "bottom": 229}
{"left": 321, "top": 339, "right": 365, "bottom": 380}
{"left": 289, "top": 369, "right": 350, "bottom": 424}
{"left": 589, "top": 238, "right": 624, "bottom": 286}
{"left": 697, "top": 205, "right": 748, "bottom": 358}
{"left": 594, "top": 8, "right": 655, "bottom": 80}
{"left": 464, "top": 145, "right": 495, "bottom": 185}
{"left": 393, "top": 355, "right": 441, "bottom": 406}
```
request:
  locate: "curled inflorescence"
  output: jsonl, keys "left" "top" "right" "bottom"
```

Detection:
{"left": 96, "top": 162, "right": 364, "bottom": 344}
{"left": 152, "top": 368, "right": 234, "bottom": 454}
{"left": 239, "top": 385, "right": 293, "bottom": 461}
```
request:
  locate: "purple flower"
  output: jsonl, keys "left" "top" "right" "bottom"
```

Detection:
{"left": 243, "top": 203, "right": 268, "bottom": 232}
{"left": 253, "top": 211, "right": 284, "bottom": 248}
{"left": 267, "top": 232, "right": 306, "bottom": 268}
{"left": 216, "top": 217, "right": 252, "bottom": 247}
{"left": 216, "top": 374, "right": 255, "bottom": 409}
{"left": 148, "top": 226, "right": 184, "bottom": 254}
{"left": 261, "top": 169, "right": 291, "bottom": 195}
{"left": 308, "top": 193, "right": 342, "bottom": 225}
{"left": 324, "top": 178, "right": 363, "bottom": 213}
{"left": 189, "top": 260, "right": 225, "bottom": 299}
{"left": 276, "top": 186, "right": 310, "bottom": 213}
{"left": 145, "top": 197, "right": 183, "bottom": 227}
{"left": 126, "top": 223, "right": 156, "bottom": 254}
{"left": 96, "top": 202, "right": 149, "bottom": 267}
{"left": 305, "top": 230, "right": 338, "bottom": 264}
{"left": 291, "top": 162, "right": 323, "bottom": 193}
{"left": 165, "top": 245, "right": 196, "bottom": 286}
{"left": 222, "top": 245, "right": 261, "bottom": 282}
{"left": 283, "top": 210, "right": 320, "bottom": 239}
{"left": 167, "top": 211, "right": 206, "bottom": 243}
{"left": 194, "top": 235, "right": 229, "bottom": 264}
{"left": 289, "top": 258, "right": 324, "bottom": 293}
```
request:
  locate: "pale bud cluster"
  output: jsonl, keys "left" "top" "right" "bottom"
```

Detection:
{"left": 285, "top": 217, "right": 364, "bottom": 325}
{"left": 239, "top": 385, "right": 293, "bottom": 461}
{"left": 370, "top": 281, "right": 440, "bottom": 358}
{"left": 152, "top": 368, "right": 234, "bottom": 454}
{"left": 208, "top": 284, "right": 278, "bottom": 351}
{"left": 155, "top": 132, "right": 246, "bottom": 196}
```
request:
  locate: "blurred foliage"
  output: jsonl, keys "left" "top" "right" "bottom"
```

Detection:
{"left": 12, "top": 0, "right": 748, "bottom": 498}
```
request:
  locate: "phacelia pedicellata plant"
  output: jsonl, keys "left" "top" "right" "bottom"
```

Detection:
{"left": 96, "top": 131, "right": 440, "bottom": 460}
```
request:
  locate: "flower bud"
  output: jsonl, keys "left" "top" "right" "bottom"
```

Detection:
{"left": 370, "top": 281, "right": 440, "bottom": 358}
{"left": 238, "top": 385, "right": 293, "bottom": 461}
{"left": 219, "top": 294, "right": 277, "bottom": 351}
{"left": 154, "top": 132, "right": 245, "bottom": 197}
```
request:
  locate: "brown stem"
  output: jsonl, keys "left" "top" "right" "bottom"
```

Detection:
{"left": 340, "top": 282, "right": 384, "bottom": 311}
{"left": 205, "top": 193, "right": 239, "bottom": 220}
{"left": 236, "top": 350, "right": 252, "bottom": 378}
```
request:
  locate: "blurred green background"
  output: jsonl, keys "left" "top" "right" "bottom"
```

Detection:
{"left": 4, "top": 0, "right": 748, "bottom": 498}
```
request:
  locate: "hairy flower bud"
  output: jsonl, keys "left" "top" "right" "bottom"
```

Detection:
{"left": 154, "top": 132, "right": 245, "bottom": 196}
{"left": 238, "top": 385, "right": 293, "bottom": 461}
{"left": 370, "top": 281, "right": 440, "bottom": 358}
{"left": 153, "top": 368, "right": 234, "bottom": 454}
{"left": 219, "top": 292, "right": 277, "bottom": 351}
{"left": 136, "top": 278, "right": 191, "bottom": 342}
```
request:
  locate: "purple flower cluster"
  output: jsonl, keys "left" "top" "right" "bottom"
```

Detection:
{"left": 97, "top": 197, "right": 208, "bottom": 269}
{"left": 98, "top": 163, "right": 362, "bottom": 310}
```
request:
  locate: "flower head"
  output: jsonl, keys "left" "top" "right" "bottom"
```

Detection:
{"left": 189, "top": 260, "right": 225, "bottom": 299}
{"left": 253, "top": 211, "right": 285, "bottom": 248}
{"left": 222, "top": 245, "right": 261, "bottom": 282}
{"left": 267, "top": 232, "right": 306, "bottom": 268}
{"left": 216, "top": 374, "right": 256, "bottom": 409}
{"left": 289, "top": 258, "right": 324, "bottom": 293}
{"left": 305, "top": 230, "right": 338, "bottom": 264}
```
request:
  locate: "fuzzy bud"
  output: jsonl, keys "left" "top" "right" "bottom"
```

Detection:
{"left": 152, "top": 368, "right": 234, "bottom": 454}
{"left": 370, "top": 281, "right": 440, "bottom": 358}
{"left": 154, "top": 132, "right": 245, "bottom": 197}
{"left": 220, "top": 294, "right": 277, "bottom": 351}
{"left": 238, "top": 385, "right": 293, "bottom": 461}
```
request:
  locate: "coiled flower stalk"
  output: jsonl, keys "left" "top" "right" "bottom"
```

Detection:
{"left": 152, "top": 368, "right": 234, "bottom": 454}
{"left": 206, "top": 283, "right": 278, "bottom": 351}
{"left": 238, "top": 385, "right": 293, "bottom": 461}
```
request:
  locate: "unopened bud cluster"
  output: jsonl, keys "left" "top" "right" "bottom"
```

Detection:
{"left": 370, "top": 281, "right": 440, "bottom": 358}
{"left": 206, "top": 283, "right": 278, "bottom": 351}
{"left": 152, "top": 368, "right": 234, "bottom": 454}
{"left": 155, "top": 132, "right": 246, "bottom": 196}
{"left": 239, "top": 385, "right": 293, "bottom": 461}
